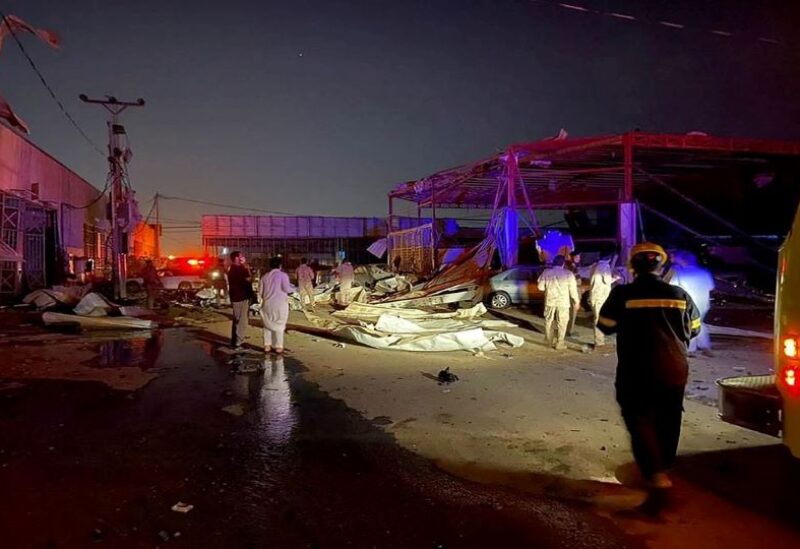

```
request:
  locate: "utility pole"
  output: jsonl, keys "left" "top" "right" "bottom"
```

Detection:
{"left": 154, "top": 193, "right": 161, "bottom": 260}
{"left": 79, "top": 94, "right": 145, "bottom": 300}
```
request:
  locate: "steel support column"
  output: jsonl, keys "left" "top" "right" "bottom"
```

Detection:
{"left": 619, "top": 133, "right": 637, "bottom": 260}
{"left": 503, "top": 149, "right": 519, "bottom": 267}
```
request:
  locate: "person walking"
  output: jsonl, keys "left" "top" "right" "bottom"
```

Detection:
{"left": 537, "top": 255, "right": 579, "bottom": 350}
{"left": 333, "top": 259, "right": 354, "bottom": 306}
{"left": 666, "top": 251, "right": 715, "bottom": 357}
{"left": 259, "top": 256, "right": 296, "bottom": 355}
{"left": 296, "top": 258, "right": 316, "bottom": 311}
{"left": 565, "top": 251, "right": 582, "bottom": 336}
{"left": 141, "top": 259, "right": 161, "bottom": 310}
{"left": 227, "top": 251, "right": 254, "bottom": 350}
{"left": 589, "top": 259, "right": 619, "bottom": 348}
{"left": 598, "top": 242, "right": 701, "bottom": 491}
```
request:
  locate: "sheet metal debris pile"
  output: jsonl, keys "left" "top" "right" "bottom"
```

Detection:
{"left": 298, "top": 238, "right": 524, "bottom": 353}
{"left": 20, "top": 287, "right": 156, "bottom": 330}
{"left": 305, "top": 303, "right": 523, "bottom": 353}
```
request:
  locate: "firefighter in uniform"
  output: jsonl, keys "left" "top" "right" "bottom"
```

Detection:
{"left": 598, "top": 242, "right": 701, "bottom": 490}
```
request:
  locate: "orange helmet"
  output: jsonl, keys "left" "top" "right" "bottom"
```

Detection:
{"left": 629, "top": 242, "right": 668, "bottom": 272}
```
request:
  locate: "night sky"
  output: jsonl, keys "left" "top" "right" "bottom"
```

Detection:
{"left": 2, "top": 0, "right": 799, "bottom": 253}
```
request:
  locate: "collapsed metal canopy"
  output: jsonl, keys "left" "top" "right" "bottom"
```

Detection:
{"left": 388, "top": 131, "right": 800, "bottom": 271}
{"left": 388, "top": 132, "right": 800, "bottom": 210}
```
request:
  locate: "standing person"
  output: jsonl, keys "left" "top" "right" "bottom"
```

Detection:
{"left": 566, "top": 250, "right": 582, "bottom": 274}
{"left": 296, "top": 258, "right": 316, "bottom": 311}
{"left": 333, "top": 258, "right": 355, "bottom": 306}
{"left": 227, "top": 251, "right": 254, "bottom": 350}
{"left": 212, "top": 258, "right": 228, "bottom": 306}
{"left": 141, "top": 259, "right": 161, "bottom": 310}
{"left": 666, "top": 251, "right": 715, "bottom": 357}
{"left": 565, "top": 251, "right": 582, "bottom": 336}
{"left": 598, "top": 242, "right": 701, "bottom": 491}
{"left": 259, "top": 256, "right": 296, "bottom": 355}
{"left": 589, "top": 259, "right": 620, "bottom": 348}
{"left": 537, "top": 255, "right": 579, "bottom": 350}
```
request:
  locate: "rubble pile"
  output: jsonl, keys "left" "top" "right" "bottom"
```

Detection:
{"left": 305, "top": 302, "right": 522, "bottom": 353}
{"left": 16, "top": 288, "right": 157, "bottom": 330}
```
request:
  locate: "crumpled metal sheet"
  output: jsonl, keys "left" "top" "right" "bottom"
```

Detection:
{"left": 373, "top": 314, "right": 516, "bottom": 334}
{"left": 332, "top": 302, "right": 488, "bottom": 322}
{"left": 339, "top": 323, "right": 523, "bottom": 353}
{"left": 73, "top": 292, "right": 118, "bottom": 317}
{"left": 305, "top": 308, "right": 524, "bottom": 353}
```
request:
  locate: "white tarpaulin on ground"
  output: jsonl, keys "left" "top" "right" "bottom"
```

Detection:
{"left": 73, "top": 292, "right": 117, "bottom": 317}
{"left": 333, "top": 301, "right": 489, "bottom": 322}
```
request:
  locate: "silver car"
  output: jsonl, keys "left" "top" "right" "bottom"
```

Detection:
{"left": 486, "top": 266, "right": 546, "bottom": 309}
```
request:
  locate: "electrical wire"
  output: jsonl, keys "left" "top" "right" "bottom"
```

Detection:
{"left": 141, "top": 196, "right": 157, "bottom": 224}
{"left": 156, "top": 194, "right": 296, "bottom": 215}
{"left": 0, "top": 10, "right": 106, "bottom": 156}
{"left": 63, "top": 172, "right": 112, "bottom": 209}
{"left": 529, "top": 0, "right": 784, "bottom": 47}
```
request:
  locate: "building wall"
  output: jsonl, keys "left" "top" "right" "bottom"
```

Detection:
{"left": 131, "top": 222, "right": 159, "bottom": 258}
{"left": 0, "top": 125, "right": 106, "bottom": 255}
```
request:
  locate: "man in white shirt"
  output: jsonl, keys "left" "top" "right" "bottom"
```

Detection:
{"left": 296, "top": 257, "right": 315, "bottom": 311}
{"left": 589, "top": 259, "right": 620, "bottom": 347}
{"left": 334, "top": 259, "right": 355, "bottom": 306}
{"left": 538, "top": 255, "right": 580, "bottom": 350}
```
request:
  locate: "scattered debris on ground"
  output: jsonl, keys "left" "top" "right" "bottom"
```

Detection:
{"left": 437, "top": 367, "right": 459, "bottom": 384}
{"left": 171, "top": 502, "right": 194, "bottom": 514}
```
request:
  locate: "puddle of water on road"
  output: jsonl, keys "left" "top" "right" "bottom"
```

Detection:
{"left": 83, "top": 331, "right": 165, "bottom": 369}
{"left": 226, "top": 354, "right": 299, "bottom": 446}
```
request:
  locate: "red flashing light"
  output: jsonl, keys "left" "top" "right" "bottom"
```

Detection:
{"left": 187, "top": 259, "right": 200, "bottom": 266}
{"left": 787, "top": 369, "right": 797, "bottom": 388}
{"left": 784, "top": 337, "right": 798, "bottom": 359}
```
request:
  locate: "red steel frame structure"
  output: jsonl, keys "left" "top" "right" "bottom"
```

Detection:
{"left": 388, "top": 132, "right": 800, "bottom": 270}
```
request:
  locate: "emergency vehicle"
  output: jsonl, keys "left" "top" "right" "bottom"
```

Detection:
{"left": 718, "top": 205, "right": 800, "bottom": 457}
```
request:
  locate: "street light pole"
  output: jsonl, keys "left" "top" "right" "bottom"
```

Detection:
{"left": 79, "top": 94, "right": 145, "bottom": 300}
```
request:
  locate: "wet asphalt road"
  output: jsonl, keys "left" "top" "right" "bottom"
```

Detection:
{"left": 0, "top": 328, "right": 639, "bottom": 548}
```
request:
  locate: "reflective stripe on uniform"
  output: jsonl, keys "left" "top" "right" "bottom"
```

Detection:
{"left": 691, "top": 318, "right": 702, "bottom": 330}
{"left": 625, "top": 298, "right": 687, "bottom": 310}
{"left": 598, "top": 316, "right": 617, "bottom": 327}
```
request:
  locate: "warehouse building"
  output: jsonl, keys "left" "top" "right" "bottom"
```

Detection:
{"left": 0, "top": 124, "right": 109, "bottom": 296}
{"left": 201, "top": 215, "right": 434, "bottom": 271}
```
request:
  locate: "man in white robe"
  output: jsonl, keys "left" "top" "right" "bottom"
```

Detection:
{"left": 259, "top": 256, "right": 296, "bottom": 354}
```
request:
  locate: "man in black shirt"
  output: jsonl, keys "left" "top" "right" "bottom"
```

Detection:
{"left": 598, "top": 242, "right": 701, "bottom": 491}
{"left": 227, "top": 251, "right": 253, "bottom": 350}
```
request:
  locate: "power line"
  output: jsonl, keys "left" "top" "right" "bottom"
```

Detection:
{"left": 64, "top": 172, "right": 112, "bottom": 209}
{"left": 156, "top": 194, "right": 296, "bottom": 216}
{"left": 0, "top": 10, "right": 105, "bottom": 156}
{"left": 154, "top": 217, "right": 202, "bottom": 224}
{"left": 530, "top": 0, "right": 784, "bottom": 47}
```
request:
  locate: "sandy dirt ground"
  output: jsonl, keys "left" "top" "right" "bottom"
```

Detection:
{"left": 199, "top": 304, "right": 800, "bottom": 549}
